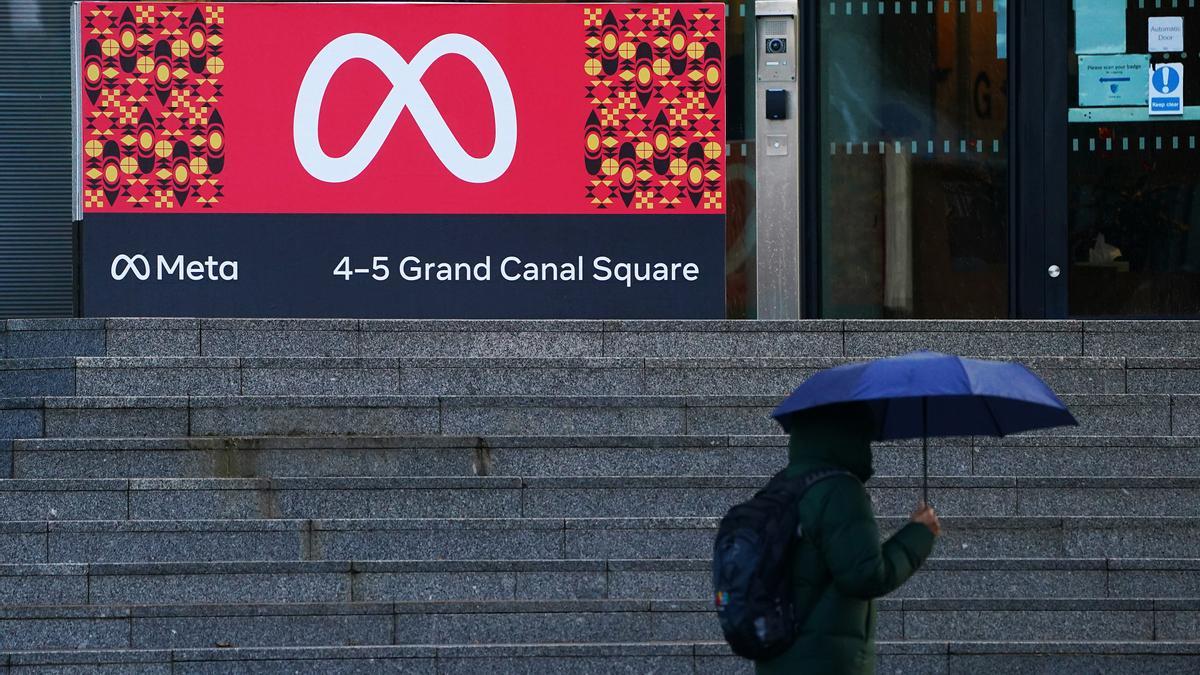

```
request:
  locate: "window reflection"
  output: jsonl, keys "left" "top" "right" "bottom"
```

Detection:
{"left": 1067, "top": 2, "right": 1200, "bottom": 317}
{"left": 819, "top": 2, "right": 1009, "bottom": 318}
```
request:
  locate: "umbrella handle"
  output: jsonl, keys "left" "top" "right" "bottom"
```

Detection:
{"left": 922, "top": 399, "right": 931, "bottom": 509}
{"left": 922, "top": 433, "right": 930, "bottom": 507}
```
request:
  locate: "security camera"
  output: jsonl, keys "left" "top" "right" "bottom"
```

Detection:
{"left": 765, "top": 38, "right": 787, "bottom": 54}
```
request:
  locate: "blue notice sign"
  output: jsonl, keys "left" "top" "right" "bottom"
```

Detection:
{"left": 1149, "top": 63, "right": 1185, "bottom": 115}
{"left": 1078, "top": 54, "right": 1150, "bottom": 107}
{"left": 1074, "top": 0, "right": 1128, "bottom": 54}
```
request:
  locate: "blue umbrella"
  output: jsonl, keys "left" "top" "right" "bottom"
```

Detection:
{"left": 772, "top": 351, "right": 1078, "bottom": 502}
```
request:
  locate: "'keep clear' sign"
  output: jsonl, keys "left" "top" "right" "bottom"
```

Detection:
{"left": 1149, "top": 63, "right": 1185, "bottom": 115}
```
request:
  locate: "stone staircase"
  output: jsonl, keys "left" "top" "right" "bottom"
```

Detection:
{"left": 1, "top": 318, "right": 1200, "bottom": 673}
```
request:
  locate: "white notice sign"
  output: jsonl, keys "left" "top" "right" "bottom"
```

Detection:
{"left": 1149, "top": 17, "right": 1184, "bottom": 52}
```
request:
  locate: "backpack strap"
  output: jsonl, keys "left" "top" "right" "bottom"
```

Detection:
{"left": 785, "top": 468, "right": 856, "bottom": 537}
{"left": 795, "top": 468, "right": 856, "bottom": 491}
{"left": 785, "top": 468, "right": 857, "bottom": 635}
{"left": 774, "top": 468, "right": 855, "bottom": 503}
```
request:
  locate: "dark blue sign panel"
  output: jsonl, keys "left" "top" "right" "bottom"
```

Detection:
{"left": 80, "top": 215, "right": 725, "bottom": 318}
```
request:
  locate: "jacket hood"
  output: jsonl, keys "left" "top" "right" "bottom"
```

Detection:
{"left": 786, "top": 403, "right": 877, "bottom": 482}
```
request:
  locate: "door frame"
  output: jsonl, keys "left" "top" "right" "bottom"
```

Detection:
{"left": 797, "top": 0, "right": 1059, "bottom": 318}
{"left": 1012, "top": 0, "right": 1070, "bottom": 318}
{"left": 799, "top": 0, "right": 821, "bottom": 317}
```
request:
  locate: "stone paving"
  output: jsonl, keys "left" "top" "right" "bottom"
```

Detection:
{"left": 1, "top": 319, "right": 1199, "bottom": 672}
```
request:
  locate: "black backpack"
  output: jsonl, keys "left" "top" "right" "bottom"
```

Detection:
{"left": 712, "top": 467, "right": 852, "bottom": 660}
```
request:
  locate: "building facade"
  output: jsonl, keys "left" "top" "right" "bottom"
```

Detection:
{"left": 1, "top": 0, "right": 1197, "bottom": 318}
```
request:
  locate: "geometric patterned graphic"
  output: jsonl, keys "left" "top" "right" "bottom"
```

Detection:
{"left": 82, "top": 4, "right": 224, "bottom": 209}
{"left": 584, "top": 6, "right": 723, "bottom": 210}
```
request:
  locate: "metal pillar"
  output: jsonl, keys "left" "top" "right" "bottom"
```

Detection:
{"left": 754, "top": 0, "right": 802, "bottom": 319}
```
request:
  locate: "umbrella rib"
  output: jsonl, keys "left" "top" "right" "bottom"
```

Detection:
{"left": 955, "top": 356, "right": 1005, "bottom": 437}
{"left": 980, "top": 396, "right": 1005, "bottom": 437}
{"left": 877, "top": 397, "right": 891, "bottom": 441}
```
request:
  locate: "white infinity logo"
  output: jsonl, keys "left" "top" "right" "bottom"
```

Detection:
{"left": 294, "top": 33, "right": 517, "bottom": 184}
{"left": 111, "top": 254, "right": 151, "bottom": 281}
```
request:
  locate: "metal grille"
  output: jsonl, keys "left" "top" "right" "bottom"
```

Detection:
{"left": 0, "top": 0, "right": 76, "bottom": 317}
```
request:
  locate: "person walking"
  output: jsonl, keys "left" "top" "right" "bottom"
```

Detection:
{"left": 756, "top": 403, "right": 941, "bottom": 675}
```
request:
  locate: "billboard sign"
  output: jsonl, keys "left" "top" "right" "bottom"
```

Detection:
{"left": 75, "top": 2, "right": 726, "bottom": 318}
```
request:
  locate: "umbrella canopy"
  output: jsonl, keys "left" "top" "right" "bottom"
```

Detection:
{"left": 771, "top": 351, "right": 1078, "bottom": 503}
{"left": 772, "top": 351, "right": 1078, "bottom": 438}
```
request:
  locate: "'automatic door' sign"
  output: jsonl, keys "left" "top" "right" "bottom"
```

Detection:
{"left": 75, "top": 3, "right": 726, "bottom": 318}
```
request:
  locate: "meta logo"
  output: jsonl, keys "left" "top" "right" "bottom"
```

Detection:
{"left": 293, "top": 33, "right": 517, "bottom": 184}
{"left": 110, "top": 254, "right": 239, "bottom": 281}
{"left": 110, "top": 254, "right": 151, "bottom": 281}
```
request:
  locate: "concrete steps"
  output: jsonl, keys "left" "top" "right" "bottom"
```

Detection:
{"left": 0, "top": 476, "right": 1198, "bottom": 521}
{"left": 4, "top": 642, "right": 1194, "bottom": 674}
{"left": 2, "top": 514, "right": 1200, "bottom": 562}
{"left": 6, "top": 352, "right": 1200, "bottom": 396}
{"left": 3, "top": 318, "right": 1200, "bottom": 671}
{"left": 12, "top": 435, "right": 1200, "bottom": 479}
{"left": 0, "top": 598, "right": 1194, "bottom": 651}
{"left": 0, "top": 355, "right": 1145, "bottom": 397}
{"left": 0, "top": 517, "right": 1197, "bottom": 564}
{"left": 7, "top": 318, "right": 1200, "bottom": 359}
{"left": 2, "top": 558, "right": 1199, "bottom": 604}
{"left": 0, "top": 393, "right": 1194, "bottom": 439}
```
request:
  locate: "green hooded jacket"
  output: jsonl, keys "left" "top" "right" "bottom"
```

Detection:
{"left": 755, "top": 404, "right": 936, "bottom": 675}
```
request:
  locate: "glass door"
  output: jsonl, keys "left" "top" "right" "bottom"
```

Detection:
{"left": 814, "top": 0, "right": 1011, "bottom": 318}
{"left": 1057, "top": 0, "right": 1200, "bottom": 317}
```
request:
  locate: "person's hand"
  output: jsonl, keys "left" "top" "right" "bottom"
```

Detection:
{"left": 911, "top": 501, "right": 942, "bottom": 537}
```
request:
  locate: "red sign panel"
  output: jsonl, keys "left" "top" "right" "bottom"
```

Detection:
{"left": 78, "top": 2, "right": 726, "bottom": 214}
